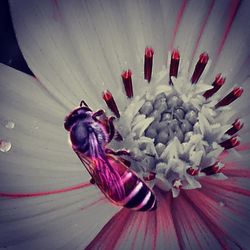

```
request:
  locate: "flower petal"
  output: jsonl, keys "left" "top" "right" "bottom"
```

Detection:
{"left": 0, "top": 188, "right": 120, "bottom": 249}
{"left": 86, "top": 191, "right": 180, "bottom": 250}
{"left": 171, "top": 191, "right": 224, "bottom": 249}
{"left": 185, "top": 177, "right": 250, "bottom": 249}
{"left": 0, "top": 64, "right": 92, "bottom": 192}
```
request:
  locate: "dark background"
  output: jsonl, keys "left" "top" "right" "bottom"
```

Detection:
{"left": 0, "top": 0, "right": 33, "bottom": 75}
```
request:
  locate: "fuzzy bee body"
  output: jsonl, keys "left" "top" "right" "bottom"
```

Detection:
{"left": 64, "top": 102, "right": 157, "bottom": 211}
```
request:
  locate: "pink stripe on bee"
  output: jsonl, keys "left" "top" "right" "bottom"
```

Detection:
{"left": 121, "top": 171, "right": 133, "bottom": 184}
{"left": 133, "top": 191, "right": 151, "bottom": 210}
{"left": 120, "top": 181, "right": 143, "bottom": 205}
{"left": 150, "top": 198, "right": 157, "bottom": 210}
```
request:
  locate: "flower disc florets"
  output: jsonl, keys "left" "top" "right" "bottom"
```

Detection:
{"left": 103, "top": 48, "right": 243, "bottom": 198}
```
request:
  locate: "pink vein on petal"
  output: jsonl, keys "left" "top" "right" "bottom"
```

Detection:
{"left": 86, "top": 208, "right": 131, "bottom": 250}
{"left": 0, "top": 182, "right": 91, "bottom": 198}
{"left": 171, "top": 193, "right": 204, "bottom": 249}
{"left": 223, "top": 169, "right": 250, "bottom": 178}
{"left": 169, "top": 0, "right": 188, "bottom": 50}
{"left": 201, "top": 178, "right": 250, "bottom": 196}
{"left": 183, "top": 190, "right": 242, "bottom": 249}
{"left": 80, "top": 197, "right": 106, "bottom": 211}
{"left": 215, "top": 0, "right": 241, "bottom": 62}
{"left": 189, "top": 0, "right": 215, "bottom": 69}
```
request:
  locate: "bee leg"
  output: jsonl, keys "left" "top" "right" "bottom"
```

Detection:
{"left": 107, "top": 116, "right": 116, "bottom": 142}
{"left": 118, "top": 157, "right": 131, "bottom": 167}
{"left": 105, "top": 148, "right": 130, "bottom": 156}
{"left": 92, "top": 109, "right": 105, "bottom": 121}
{"left": 114, "top": 130, "right": 123, "bottom": 141}
{"left": 89, "top": 178, "right": 95, "bottom": 184}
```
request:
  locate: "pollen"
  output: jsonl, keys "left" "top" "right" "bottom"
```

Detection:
{"left": 102, "top": 48, "right": 244, "bottom": 198}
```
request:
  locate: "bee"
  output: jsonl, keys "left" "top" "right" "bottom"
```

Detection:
{"left": 64, "top": 100, "right": 157, "bottom": 211}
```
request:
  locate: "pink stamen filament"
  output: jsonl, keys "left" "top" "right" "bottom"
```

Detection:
{"left": 203, "top": 73, "right": 225, "bottom": 99}
{"left": 186, "top": 167, "right": 199, "bottom": 176}
{"left": 102, "top": 90, "right": 120, "bottom": 118}
{"left": 0, "top": 182, "right": 91, "bottom": 198}
{"left": 201, "top": 162, "right": 223, "bottom": 175}
{"left": 121, "top": 69, "right": 133, "bottom": 98}
{"left": 215, "top": 87, "right": 243, "bottom": 108}
{"left": 191, "top": 52, "right": 209, "bottom": 84}
{"left": 219, "top": 136, "right": 240, "bottom": 149}
{"left": 169, "top": 49, "right": 180, "bottom": 84}
{"left": 144, "top": 47, "right": 154, "bottom": 82}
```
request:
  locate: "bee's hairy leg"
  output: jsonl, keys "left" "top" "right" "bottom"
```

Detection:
{"left": 105, "top": 148, "right": 130, "bottom": 156}
{"left": 92, "top": 109, "right": 105, "bottom": 121}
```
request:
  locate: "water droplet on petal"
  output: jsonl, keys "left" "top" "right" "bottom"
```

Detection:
{"left": 4, "top": 120, "right": 15, "bottom": 129}
{"left": 0, "top": 140, "right": 11, "bottom": 152}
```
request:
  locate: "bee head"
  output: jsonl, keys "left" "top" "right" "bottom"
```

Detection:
{"left": 64, "top": 105, "right": 92, "bottom": 131}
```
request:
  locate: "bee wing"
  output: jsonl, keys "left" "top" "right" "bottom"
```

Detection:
{"left": 75, "top": 151, "right": 96, "bottom": 177}
{"left": 75, "top": 151, "right": 126, "bottom": 202}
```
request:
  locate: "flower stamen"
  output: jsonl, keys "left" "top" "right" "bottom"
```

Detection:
{"left": 121, "top": 69, "right": 133, "bottom": 98}
{"left": 191, "top": 52, "right": 209, "bottom": 84}
{"left": 215, "top": 87, "right": 243, "bottom": 108}
{"left": 203, "top": 73, "right": 226, "bottom": 99}
{"left": 102, "top": 90, "right": 120, "bottom": 118}
{"left": 144, "top": 47, "right": 154, "bottom": 82}
{"left": 169, "top": 49, "right": 180, "bottom": 83}
{"left": 220, "top": 135, "right": 240, "bottom": 149}
{"left": 101, "top": 47, "right": 244, "bottom": 197}
{"left": 226, "top": 119, "right": 244, "bottom": 135}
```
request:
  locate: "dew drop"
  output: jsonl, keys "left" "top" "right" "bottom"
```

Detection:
{"left": 4, "top": 120, "right": 15, "bottom": 129}
{"left": 0, "top": 140, "right": 11, "bottom": 152}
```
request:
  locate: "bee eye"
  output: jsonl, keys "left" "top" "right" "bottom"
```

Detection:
{"left": 64, "top": 115, "right": 78, "bottom": 131}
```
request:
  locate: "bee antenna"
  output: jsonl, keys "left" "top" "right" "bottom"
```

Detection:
{"left": 80, "top": 100, "right": 89, "bottom": 107}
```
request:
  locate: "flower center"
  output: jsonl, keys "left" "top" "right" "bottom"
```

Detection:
{"left": 102, "top": 48, "right": 244, "bottom": 198}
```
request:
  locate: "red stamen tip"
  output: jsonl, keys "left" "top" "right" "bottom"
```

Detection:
{"left": 121, "top": 69, "right": 132, "bottom": 79}
{"left": 103, "top": 90, "right": 113, "bottom": 101}
{"left": 169, "top": 49, "right": 180, "bottom": 83}
{"left": 203, "top": 73, "right": 226, "bottom": 99}
{"left": 144, "top": 47, "right": 154, "bottom": 82}
{"left": 199, "top": 52, "right": 209, "bottom": 63}
{"left": 215, "top": 73, "right": 226, "bottom": 86}
{"left": 121, "top": 69, "right": 133, "bottom": 98}
{"left": 231, "top": 136, "right": 240, "bottom": 147}
{"left": 226, "top": 119, "right": 244, "bottom": 135}
{"left": 171, "top": 49, "right": 180, "bottom": 60}
{"left": 233, "top": 87, "right": 244, "bottom": 97}
{"left": 191, "top": 52, "right": 209, "bottom": 84}
{"left": 234, "top": 119, "right": 244, "bottom": 130}
{"left": 215, "top": 86, "right": 243, "bottom": 108}
{"left": 186, "top": 167, "right": 199, "bottom": 176}
{"left": 145, "top": 47, "right": 154, "bottom": 58}
{"left": 143, "top": 172, "right": 156, "bottom": 181}
{"left": 102, "top": 90, "right": 120, "bottom": 118}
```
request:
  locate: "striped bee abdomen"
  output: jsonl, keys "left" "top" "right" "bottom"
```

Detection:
{"left": 121, "top": 171, "right": 157, "bottom": 211}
